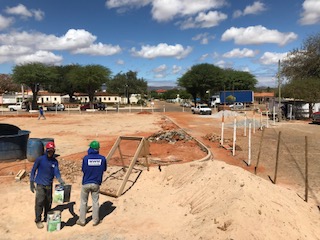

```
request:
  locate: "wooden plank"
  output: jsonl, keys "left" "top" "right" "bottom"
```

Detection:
{"left": 15, "top": 169, "right": 26, "bottom": 180}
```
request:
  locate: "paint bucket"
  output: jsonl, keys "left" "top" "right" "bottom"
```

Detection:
{"left": 63, "top": 184, "right": 72, "bottom": 202}
{"left": 47, "top": 210, "right": 61, "bottom": 232}
{"left": 26, "top": 138, "right": 43, "bottom": 162}
{"left": 40, "top": 138, "right": 54, "bottom": 150}
{"left": 53, "top": 184, "right": 64, "bottom": 204}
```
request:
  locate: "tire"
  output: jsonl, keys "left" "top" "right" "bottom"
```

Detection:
{"left": 9, "top": 108, "right": 14, "bottom": 111}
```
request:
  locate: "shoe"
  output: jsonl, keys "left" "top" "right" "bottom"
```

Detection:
{"left": 93, "top": 220, "right": 101, "bottom": 226}
{"left": 76, "top": 220, "right": 85, "bottom": 227}
{"left": 36, "top": 222, "right": 44, "bottom": 229}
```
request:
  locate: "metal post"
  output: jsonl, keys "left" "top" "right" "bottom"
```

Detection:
{"left": 248, "top": 123, "right": 252, "bottom": 165}
{"left": 232, "top": 117, "right": 236, "bottom": 156}
{"left": 278, "top": 60, "right": 282, "bottom": 122}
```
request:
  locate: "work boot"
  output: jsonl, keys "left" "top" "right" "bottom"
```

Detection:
{"left": 76, "top": 220, "right": 85, "bottom": 227}
{"left": 93, "top": 220, "right": 101, "bottom": 227}
{"left": 36, "top": 222, "right": 44, "bottom": 229}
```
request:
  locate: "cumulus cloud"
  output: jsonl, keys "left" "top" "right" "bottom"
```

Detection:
{"left": 299, "top": 0, "right": 320, "bottom": 25}
{"left": 172, "top": 65, "right": 182, "bottom": 74}
{"left": 131, "top": 43, "right": 192, "bottom": 59}
{"left": 72, "top": 43, "right": 122, "bottom": 56}
{"left": 179, "top": 11, "right": 227, "bottom": 29}
{"left": 5, "top": 4, "right": 44, "bottom": 21}
{"left": 0, "top": 29, "right": 121, "bottom": 65}
{"left": 15, "top": 50, "right": 63, "bottom": 65}
{"left": 199, "top": 53, "right": 209, "bottom": 61}
{"left": 117, "top": 59, "right": 125, "bottom": 65}
{"left": 221, "top": 25, "right": 297, "bottom": 46}
{"left": 192, "top": 32, "right": 215, "bottom": 44}
{"left": 105, "top": 0, "right": 226, "bottom": 22}
{"left": 223, "top": 48, "right": 258, "bottom": 58}
{"left": 233, "top": 1, "right": 266, "bottom": 18}
{"left": 106, "top": 0, "right": 152, "bottom": 9}
{"left": 259, "top": 52, "right": 288, "bottom": 65}
{"left": 0, "top": 15, "right": 14, "bottom": 30}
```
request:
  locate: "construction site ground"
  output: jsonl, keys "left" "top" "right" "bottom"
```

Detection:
{"left": 0, "top": 102, "right": 319, "bottom": 240}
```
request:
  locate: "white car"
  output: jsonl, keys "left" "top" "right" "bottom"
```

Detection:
{"left": 229, "top": 102, "right": 244, "bottom": 110}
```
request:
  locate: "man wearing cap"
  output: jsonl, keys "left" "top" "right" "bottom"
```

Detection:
{"left": 30, "top": 141, "right": 65, "bottom": 229}
{"left": 76, "top": 140, "right": 107, "bottom": 227}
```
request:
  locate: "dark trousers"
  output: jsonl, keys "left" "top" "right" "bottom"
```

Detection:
{"left": 35, "top": 184, "right": 52, "bottom": 223}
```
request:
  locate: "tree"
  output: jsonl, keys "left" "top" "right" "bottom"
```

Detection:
{"left": 107, "top": 71, "right": 148, "bottom": 104}
{"left": 48, "top": 65, "right": 82, "bottom": 102}
{"left": 12, "top": 63, "right": 58, "bottom": 109}
{"left": 223, "top": 69, "right": 257, "bottom": 90}
{"left": 68, "top": 64, "right": 111, "bottom": 105}
{"left": 281, "top": 32, "right": 320, "bottom": 117}
{"left": 177, "top": 63, "right": 224, "bottom": 106}
{"left": 0, "top": 74, "right": 20, "bottom": 93}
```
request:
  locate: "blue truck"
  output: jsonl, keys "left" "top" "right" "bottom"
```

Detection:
{"left": 219, "top": 90, "right": 254, "bottom": 105}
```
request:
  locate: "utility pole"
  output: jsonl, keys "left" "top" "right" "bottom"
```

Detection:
{"left": 277, "top": 60, "right": 282, "bottom": 122}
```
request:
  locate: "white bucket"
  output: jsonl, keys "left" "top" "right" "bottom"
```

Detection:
{"left": 53, "top": 184, "right": 64, "bottom": 204}
{"left": 47, "top": 210, "right": 61, "bottom": 232}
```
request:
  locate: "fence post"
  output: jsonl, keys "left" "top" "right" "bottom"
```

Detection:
{"left": 305, "top": 136, "right": 309, "bottom": 202}
{"left": 254, "top": 127, "right": 265, "bottom": 174}
{"left": 232, "top": 117, "right": 237, "bottom": 156}
{"left": 273, "top": 131, "right": 282, "bottom": 184}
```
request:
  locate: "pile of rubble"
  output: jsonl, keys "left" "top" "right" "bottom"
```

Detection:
{"left": 58, "top": 159, "right": 82, "bottom": 183}
{"left": 147, "top": 129, "right": 194, "bottom": 143}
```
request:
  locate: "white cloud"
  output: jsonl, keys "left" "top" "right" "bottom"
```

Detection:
{"left": 221, "top": 25, "right": 297, "bottom": 46}
{"left": 199, "top": 53, "right": 209, "bottom": 61}
{"left": 259, "top": 52, "right": 288, "bottom": 65}
{"left": 151, "top": 0, "right": 226, "bottom": 22}
{"left": 179, "top": 11, "right": 227, "bottom": 29}
{"left": 0, "top": 15, "right": 14, "bottom": 30}
{"left": 233, "top": 1, "right": 266, "bottom": 18}
{"left": 15, "top": 50, "right": 63, "bottom": 65}
{"left": 106, "top": 0, "right": 152, "bottom": 9}
{"left": 153, "top": 64, "right": 167, "bottom": 73}
{"left": 32, "top": 9, "right": 45, "bottom": 21}
{"left": 192, "top": 32, "right": 215, "bottom": 44}
{"left": 72, "top": 43, "right": 122, "bottom": 56}
{"left": 5, "top": 4, "right": 44, "bottom": 21}
{"left": 117, "top": 59, "right": 125, "bottom": 65}
{"left": 172, "top": 65, "right": 182, "bottom": 74}
{"left": 223, "top": 48, "right": 258, "bottom": 58}
{"left": 299, "top": 0, "right": 320, "bottom": 25}
{"left": 106, "top": 0, "right": 227, "bottom": 22}
{"left": 131, "top": 43, "right": 192, "bottom": 59}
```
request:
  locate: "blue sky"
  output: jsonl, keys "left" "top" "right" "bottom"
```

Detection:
{"left": 0, "top": 0, "right": 319, "bottom": 87}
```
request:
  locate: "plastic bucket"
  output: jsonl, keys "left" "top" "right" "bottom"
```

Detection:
{"left": 26, "top": 138, "right": 43, "bottom": 162}
{"left": 63, "top": 185, "right": 72, "bottom": 202}
{"left": 47, "top": 210, "right": 61, "bottom": 232}
{"left": 40, "top": 138, "right": 54, "bottom": 150}
{"left": 53, "top": 184, "right": 64, "bottom": 204}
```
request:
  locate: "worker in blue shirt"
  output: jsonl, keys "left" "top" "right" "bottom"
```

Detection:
{"left": 76, "top": 140, "right": 107, "bottom": 227}
{"left": 30, "top": 141, "right": 65, "bottom": 229}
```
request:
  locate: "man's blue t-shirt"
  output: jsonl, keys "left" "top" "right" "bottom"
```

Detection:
{"left": 30, "top": 153, "right": 62, "bottom": 186}
{"left": 82, "top": 148, "right": 107, "bottom": 185}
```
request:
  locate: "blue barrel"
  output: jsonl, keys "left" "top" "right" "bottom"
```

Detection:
{"left": 41, "top": 138, "right": 54, "bottom": 150}
{"left": 27, "top": 138, "right": 44, "bottom": 162}
{"left": 0, "top": 124, "right": 30, "bottom": 161}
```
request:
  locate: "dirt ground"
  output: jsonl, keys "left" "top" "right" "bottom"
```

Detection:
{"left": 0, "top": 106, "right": 319, "bottom": 240}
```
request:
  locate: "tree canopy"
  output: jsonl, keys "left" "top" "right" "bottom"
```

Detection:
{"left": 0, "top": 74, "right": 20, "bottom": 93}
{"left": 177, "top": 63, "right": 257, "bottom": 105}
{"left": 281, "top": 32, "right": 320, "bottom": 116}
{"left": 12, "top": 62, "right": 58, "bottom": 109}
{"left": 107, "top": 71, "right": 147, "bottom": 104}
{"left": 67, "top": 64, "right": 111, "bottom": 103}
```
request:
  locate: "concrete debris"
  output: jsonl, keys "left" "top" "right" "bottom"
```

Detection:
{"left": 147, "top": 129, "right": 193, "bottom": 143}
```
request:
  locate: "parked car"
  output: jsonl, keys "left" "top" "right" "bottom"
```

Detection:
{"left": 312, "top": 112, "right": 320, "bottom": 124}
{"left": 80, "top": 103, "right": 106, "bottom": 111}
{"left": 191, "top": 104, "right": 212, "bottom": 115}
{"left": 8, "top": 102, "right": 26, "bottom": 111}
{"left": 229, "top": 102, "right": 244, "bottom": 110}
{"left": 46, "top": 104, "right": 65, "bottom": 111}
